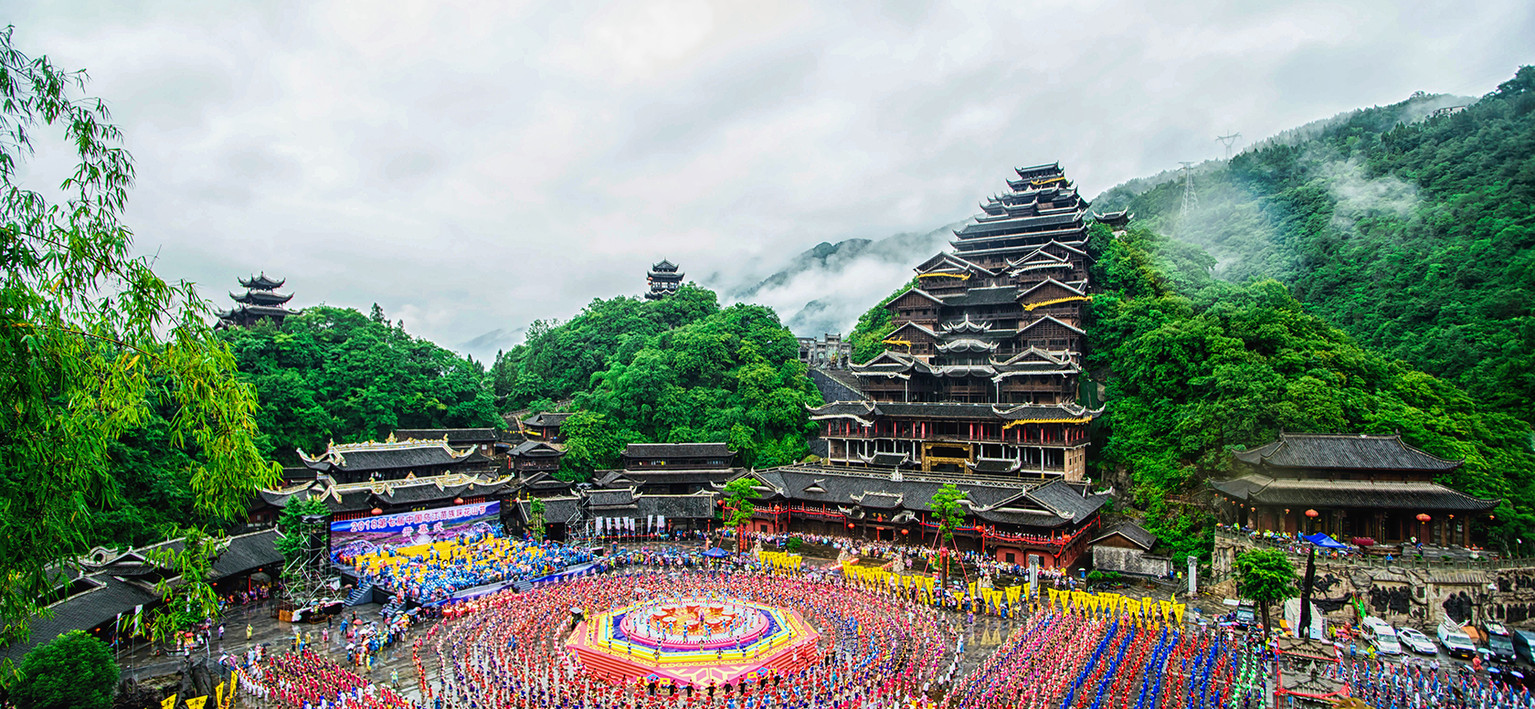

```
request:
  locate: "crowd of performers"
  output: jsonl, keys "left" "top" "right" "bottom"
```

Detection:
{"left": 227, "top": 534, "right": 1535, "bottom": 709}
{"left": 1312, "top": 657, "right": 1535, "bottom": 709}
{"left": 344, "top": 530, "right": 594, "bottom": 604}
{"left": 420, "top": 570, "right": 956, "bottom": 709}
{"left": 236, "top": 649, "right": 415, "bottom": 709}
{"left": 945, "top": 610, "right": 1268, "bottom": 709}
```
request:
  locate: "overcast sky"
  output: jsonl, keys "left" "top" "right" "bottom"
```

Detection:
{"left": 10, "top": 1, "right": 1534, "bottom": 360}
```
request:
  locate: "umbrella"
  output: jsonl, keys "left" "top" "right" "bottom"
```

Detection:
{"left": 703, "top": 548, "right": 729, "bottom": 558}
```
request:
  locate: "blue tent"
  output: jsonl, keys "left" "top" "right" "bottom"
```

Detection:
{"left": 702, "top": 547, "right": 730, "bottom": 558}
{"left": 1301, "top": 532, "right": 1350, "bottom": 549}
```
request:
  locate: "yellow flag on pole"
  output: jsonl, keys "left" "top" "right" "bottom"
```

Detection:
{"left": 162, "top": 695, "right": 178, "bottom": 709}
{"left": 186, "top": 695, "right": 208, "bottom": 709}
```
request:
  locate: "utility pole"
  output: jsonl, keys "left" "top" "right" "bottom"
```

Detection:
{"left": 1179, "top": 161, "right": 1199, "bottom": 219}
{"left": 1216, "top": 132, "right": 1242, "bottom": 160}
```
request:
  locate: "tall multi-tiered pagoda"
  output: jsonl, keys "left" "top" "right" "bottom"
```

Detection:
{"left": 645, "top": 259, "right": 684, "bottom": 300}
{"left": 216, "top": 273, "right": 300, "bottom": 328}
{"left": 808, "top": 163, "right": 1102, "bottom": 480}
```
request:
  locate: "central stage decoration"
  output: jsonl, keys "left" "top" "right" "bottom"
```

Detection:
{"left": 566, "top": 595, "right": 820, "bottom": 686}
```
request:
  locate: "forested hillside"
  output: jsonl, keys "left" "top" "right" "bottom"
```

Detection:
{"left": 1096, "top": 67, "right": 1535, "bottom": 424}
{"left": 489, "top": 286, "right": 821, "bottom": 478}
{"left": 1086, "top": 223, "right": 1535, "bottom": 560}
{"left": 219, "top": 305, "right": 502, "bottom": 464}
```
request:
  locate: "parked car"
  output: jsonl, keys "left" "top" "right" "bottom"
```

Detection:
{"left": 1233, "top": 602, "right": 1257, "bottom": 630}
{"left": 1483, "top": 621, "right": 1518, "bottom": 664}
{"left": 1364, "top": 620, "right": 1403, "bottom": 655}
{"left": 1439, "top": 624, "right": 1478, "bottom": 660}
{"left": 1397, "top": 627, "right": 1437, "bottom": 655}
{"left": 1511, "top": 629, "right": 1535, "bottom": 664}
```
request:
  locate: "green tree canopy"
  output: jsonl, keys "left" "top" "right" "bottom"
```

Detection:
{"left": 10, "top": 630, "right": 118, "bottom": 709}
{"left": 1086, "top": 222, "right": 1535, "bottom": 559}
{"left": 219, "top": 305, "right": 502, "bottom": 463}
{"left": 1233, "top": 548, "right": 1298, "bottom": 638}
{"left": 0, "top": 27, "right": 277, "bottom": 653}
{"left": 497, "top": 288, "right": 822, "bottom": 480}
{"left": 722, "top": 477, "right": 760, "bottom": 528}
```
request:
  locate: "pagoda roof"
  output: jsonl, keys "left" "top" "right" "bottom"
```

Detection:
{"left": 913, "top": 252, "right": 998, "bottom": 277}
{"left": 648, "top": 270, "right": 685, "bottom": 280}
{"left": 891, "top": 288, "right": 946, "bottom": 306}
{"left": 1017, "top": 278, "right": 1087, "bottom": 299}
{"left": 623, "top": 442, "right": 734, "bottom": 459}
{"left": 651, "top": 259, "right": 679, "bottom": 272}
{"left": 510, "top": 440, "right": 565, "bottom": 458}
{"left": 239, "top": 273, "right": 285, "bottom": 289}
{"left": 1093, "top": 210, "right": 1133, "bottom": 226}
{"left": 992, "top": 347, "right": 1075, "bottom": 367}
{"left": 1014, "top": 162, "right": 1062, "bottom": 177}
{"left": 1232, "top": 433, "right": 1462, "bottom": 472}
{"left": 1090, "top": 523, "right": 1158, "bottom": 551}
{"left": 522, "top": 411, "right": 572, "bottom": 428}
{"left": 296, "top": 438, "right": 481, "bottom": 472}
{"left": 883, "top": 321, "right": 939, "bottom": 340}
{"left": 230, "top": 289, "right": 294, "bottom": 305}
{"left": 394, "top": 428, "right": 511, "bottom": 445}
{"left": 742, "top": 466, "right": 1102, "bottom": 527}
{"left": 808, "top": 400, "right": 1099, "bottom": 424}
{"left": 1018, "top": 315, "right": 1086, "bottom": 335}
{"left": 1210, "top": 474, "right": 1498, "bottom": 511}
{"left": 941, "top": 286, "right": 1023, "bottom": 307}
{"left": 954, "top": 212, "right": 1085, "bottom": 238}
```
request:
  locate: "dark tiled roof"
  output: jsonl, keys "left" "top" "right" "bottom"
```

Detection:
{"left": 1091, "top": 523, "right": 1158, "bottom": 551}
{"left": 510, "top": 441, "right": 565, "bottom": 457}
{"left": 1232, "top": 433, "right": 1462, "bottom": 472}
{"left": 515, "top": 497, "right": 584, "bottom": 525}
{"left": 1210, "top": 475, "right": 1497, "bottom": 511}
{"left": 523, "top": 412, "right": 573, "bottom": 428}
{"left": 954, "top": 212, "right": 1083, "bottom": 237}
{"left": 866, "top": 453, "right": 911, "bottom": 468}
{"left": 635, "top": 494, "right": 717, "bottom": 519}
{"left": 623, "top": 443, "right": 733, "bottom": 459}
{"left": 393, "top": 428, "right": 508, "bottom": 444}
{"left": 301, "top": 443, "right": 479, "bottom": 472}
{"left": 942, "top": 287, "right": 1023, "bottom": 307}
{"left": 809, "top": 400, "right": 1099, "bottom": 424}
{"left": 585, "top": 488, "right": 637, "bottom": 508}
{"left": 808, "top": 369, "right": 864, "bottom": 403}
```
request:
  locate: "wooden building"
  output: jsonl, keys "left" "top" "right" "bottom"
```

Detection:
{"left": 809, "top": 163, "right": 1102, "bottom": 481}
{"left": 296, "top": 436, "right": 498, "bottom": 484}
{"left": 216, "top": 273, "right": 300, "bottom": 329}
{"left": 1211, "top": 433, "right": 1500, "bottom": 546}
{"left": 735, "top": 467, "right": 1106, "bottom": 569}
{"left": 508, "top": 440, "right": 566, "bottom": 477}
{"left": 645, "top": 259, "right": 684, "bottom": 300}
{"left": 250, "top": 473, "right": 519, "bottom": 526}
{"left": 520, "top": 412, "right": 572, "bottom": 443}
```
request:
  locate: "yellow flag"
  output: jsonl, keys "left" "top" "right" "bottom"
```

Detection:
{"left": 186, "top": 695, "right": 208, "bottom": 709}
{"left": 215, "top": 684, "right": 224, "bottom": 709}
{"left": 162, "top": 695, "right": 178, "bottom": 709}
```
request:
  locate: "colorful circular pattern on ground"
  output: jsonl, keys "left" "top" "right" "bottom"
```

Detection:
{"left": 568, "top": 595, "right": 820, "bottom": 685}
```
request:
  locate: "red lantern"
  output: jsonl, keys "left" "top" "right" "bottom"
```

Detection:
{"left": 901, "top": 529, "right": 909, "bottom": 535}
{"left": 847, "top": 523, "right": 854, "bottom": 529}
{"left": 1416, "top": 513, "right": 1431, "bottom": 523}
{"left": 371, "top": 507, "right": 383, "bottom": 516}
{"left": 1304, "top": 509, "right": 1319, "bottom": 519}
{"left": 454, "top": 497, "right": 465, "bottom": 505}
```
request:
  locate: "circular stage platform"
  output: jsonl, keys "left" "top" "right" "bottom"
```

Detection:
{"left": 566, "top": 595, "right": 821, "bottom": 686}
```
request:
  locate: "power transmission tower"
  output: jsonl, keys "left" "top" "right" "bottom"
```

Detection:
{"left": 1179, "top": 161, "right": 1199, "bottom": 218}
{"left": 1216, "top": 132, "right": 1242, "bottom": 160}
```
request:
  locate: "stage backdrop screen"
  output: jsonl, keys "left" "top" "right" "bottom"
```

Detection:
{"left": 329, "top": 501, "right": 500, "bottom": 562}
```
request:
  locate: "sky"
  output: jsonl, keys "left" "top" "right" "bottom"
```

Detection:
{"left": 10, "top": 0, "right": 1535, "bottom": 361}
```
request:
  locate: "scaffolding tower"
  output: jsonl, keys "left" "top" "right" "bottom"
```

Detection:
{"left": 281, "top": 513, "right": 337, "bottom": 610}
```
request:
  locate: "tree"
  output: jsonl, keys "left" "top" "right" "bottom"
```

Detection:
{"left": 722, "top": 477, "right": 760, "bottom": 552}
{"left": 1233, "top": 548, "right": 1298, "bottom": 640}
{"left": 930, "top": 484, "right": 968, "bottom": 588}
{"left": 0, "top": 27, "right": 278, "bottom": 660}
{"left": 11, "top": 630, "right": 119, "bottom": 709}
{"left": 529, "top": 497, "right": 546, "bottom": 542}
{"left": 143, "top": 530, "right": 224, "bottom": 650}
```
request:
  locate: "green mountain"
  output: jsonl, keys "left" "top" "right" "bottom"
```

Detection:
{"left": 1095, "top": 67, "right": 1535, "bottom": 425}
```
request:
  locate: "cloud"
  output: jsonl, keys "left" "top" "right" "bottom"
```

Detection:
{"left": 6, "top": 0, "right": 1533, "bottom": 361}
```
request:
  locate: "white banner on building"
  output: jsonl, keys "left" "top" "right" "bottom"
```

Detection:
{"left": 657, "top": 515, "right": 666, "bottom": 532}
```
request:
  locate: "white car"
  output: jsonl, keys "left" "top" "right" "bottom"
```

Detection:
{"left": 1397, "top": 627, "right": 1437, "bottom": 655}
{"left": 1369, "top": 623, "right": 1404, "bottom": 655}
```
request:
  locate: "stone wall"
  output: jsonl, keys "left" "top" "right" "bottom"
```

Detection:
{"left": 1094, "top": 546, "right": 1173, "bottom": 578}
{"left": 1214, "top": 532, "right": 1535, "bottom": 628}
